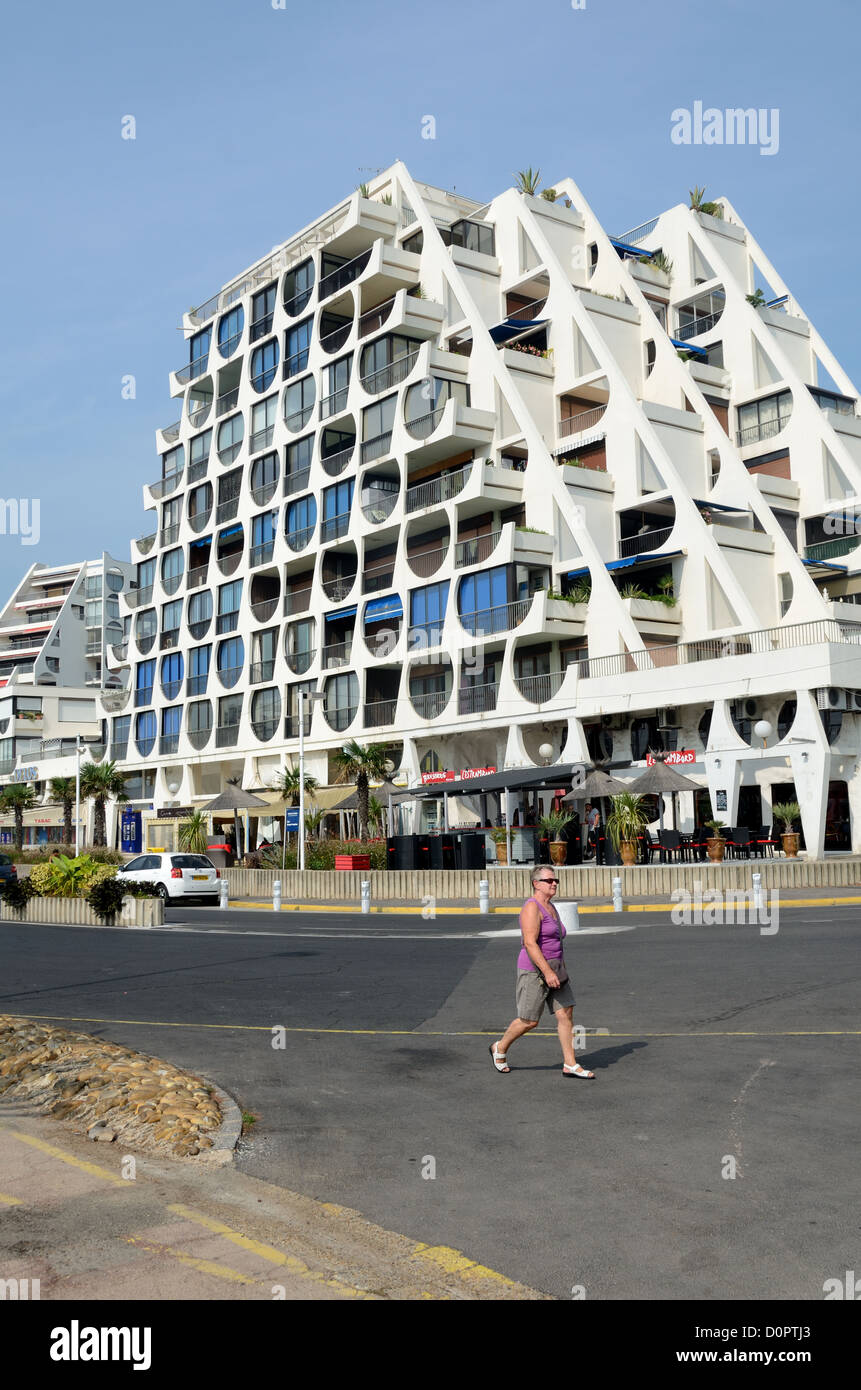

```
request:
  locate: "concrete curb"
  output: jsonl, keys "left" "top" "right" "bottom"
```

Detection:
{"left": 201, "top": 1078, "right": 242, "bottom": 1165}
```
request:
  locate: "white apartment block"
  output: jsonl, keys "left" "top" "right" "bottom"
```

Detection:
{"left": 0, "top": 556, "right": 136, "bottom": 844}
{"left": 99, "top": 161, "right": 861, "bottom": 855}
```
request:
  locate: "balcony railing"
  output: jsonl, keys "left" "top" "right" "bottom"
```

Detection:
{"left": 284, "top": 466, "right": 311, "bottom": 497}
{"left": 251, "top": 597, "right": 279, "bottom": 623}
{"left": 514, "top": 670, "right": 565, "bottom": 703}
{"left": 454, "top": 530, "right": 501, "bottom": 568}
{"left": 459, "top": 597, "right": 532, "bottom": 637}
{"left": 188, "top": 402, "right": 212, "bottom": 429}
{"left": 159, "top": 734, "right": 180, "bottom": 755}
{"left": 324, "top": 704, "right": 357, "bottom": 732}
{"left": 136, "top": 533, "right": 156, "bottom": 555}
{"left": 410, "top": 689, "right": 450, "bottom": 720}
{"left": 407, "top": 544, "right": 448, "bottom": 577}
{"left": 217, "top": 665, "right": 243, "bottom": 687}
{"left": 284, "top": 713, "right": 312, "bottom": 738}
{"left": 187, "top": 458, "right": 209, "bottom": 484}
{"left": 283, "top": 289, "right": 312, "bottom": 317}
{"left": 286, "top": 649, "right": 315, "bottom": 675}
{"left": 319, "top": 248, "right": 372, "bottom": 300}
{"left": 804, "top": 537, "right": 861, "bottom": 563}
{"left": 160, "top": 420, "right": 181, "bottom": 442}
{"left": 618, "top": 526, "right": 674, "bottom": 558}
{"left": 360, "top": 351, "right": 419, "bottom": 396}
{"left": 149, "top": 472, "right": 183, "bottom": 501}
{"left": 358, "top": 297, "right": 395, "bottom": 338}
{"left": 218, "top": 330, "right": 242, "bottom": 358}
{"left": 320, "top": 387, "right": 349, "bottom": 419}
{"left": 188, "top": 725, "right": 212, "bottom": 750}
{"left": 251, "top": 483, "right": 277, "bottom": 507}
{"left": 125, "top": 586, "right": 154, "bottom": 611}
{"left": 283, "top": 587, "right": 313, "bottom": 615}
{"left": 250, "top": 426, "right": 274, "bottom": 454}
{"left": 458, "top": 683, "right": 499, "bottom": 715}
{"left": 187, "top": 566, "right": 209, "bottom": 590}
{"left": 405, "top": 462, "right": 471, "bottom": 513}
{"left": 186, "top": 674, "right": 209, "bottom": 696}
{"left": 322, "top": 640, "right": 352, "bottom": 669}
{"left": 361, "top": 431, "right": 393, "bottom": 464}
{"left": 736, "top": 416, "right": 791, "bottom": 447}
{"left": 160, "top": 524, "right": 180, "bottom": 547}
{"left": 134, "top": 686, "right": 153, "bottom": 708}
{"left": 249, "top": 659, "right": 276, "bottom": 683}
{"left": 319, "top": 322, "right": 352, "bottom": 355}
{"left": 676, "top": 311, "right": 722, "bottom": 341}
{"left": 283, "top": 348, "right": 310, "bottom": 381}
{"left": 321, "top": 444, "right": 355, "bottom": 476}
{"left": 361, "top": 493, "right": 398, "bottom": 524}
{"left": 109, "top": 742, "right": 128, "bottom": 761}
{"left": 405, "top": 406, "right": 445, "bottom": 440}
{"left": 174, "top": 352, "right": 210, "bottom": 384}
{"left": 321, "top": 577, "right": 355, "bottom": 602}
{"left": 160, "top": 630, "right": 180, "bottom": 651}
{"left": 251, "top": 718, "right": 279, "bottom": 741}
{"left": 558, "top": 404, "right": 607, "bottom": 438}
{"left": 286, "top": 525, "right": 315, "bottom": 551}
{"left": 216, "top": 611, "right": 239, "bottom": 635}
{"left": 504, "top": 296, "right": 547, "bottom": 322}
{"left": 249, "top": 314, "right": 274, "bottom": 343}
{"left": 249, "top": 540, "right": 276, "bottom": 567}
{"left": 285, "top": 407, "right": 312, "bottom": 432}
{"left": 216, "top": 388, "right": 239, "bottom": 417}
{"left": 320, "top": 512, "right": 351, "bottom": 543}
{"left": 362, "top": 566, "right": 395, "bottom": 593}
{"left": 215, "top": 723, "right": 241, "bottom": 747}
{"left": 216, "top": 496, "right": 240, "bottom": 524}
{"left": 364, "top": 698, "right": 397, "bottom": 727}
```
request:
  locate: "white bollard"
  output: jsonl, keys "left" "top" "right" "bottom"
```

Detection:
{"left": 612, "top": 875, "right": 623, "bottom": 913}
{"left": 219, "top": 877, "right": 229, "bottom": 910}
{"left": 361, "top": 879, "right": 371, "bottom": 915}
{"left": 556, "top": 900, "right": 580, "bottom": 933}
{"left": 479, "top": 878, "right": 490, "bottom": 915}
{"left": 273, "top": 879, "right": 282, "bottom": 913}
{"left": 752, "top": 872, "right": 763, "bottom": 913}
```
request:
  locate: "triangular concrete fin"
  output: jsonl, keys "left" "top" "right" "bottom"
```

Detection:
{"left": 705, "top": 559, "right": 741, "bottom": 629}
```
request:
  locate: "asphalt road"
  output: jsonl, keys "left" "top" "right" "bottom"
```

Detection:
{"left": 1, "top": 904, "right": 860, "bottom": 1300}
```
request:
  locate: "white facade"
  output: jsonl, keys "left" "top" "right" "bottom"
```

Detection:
{"left": 98, "top": 163, "right": 861, "bottom": 855}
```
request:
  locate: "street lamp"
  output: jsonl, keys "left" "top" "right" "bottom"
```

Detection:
{"left": 297, "top": 690, "right": 325, "bottom": 873}
{"left": 74, "top": 735, "right": 83, "bottom": 858}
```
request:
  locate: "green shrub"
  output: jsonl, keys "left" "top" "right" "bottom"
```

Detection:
{"left": 304, "top": 838, "right": 387, "bottom": 871}
{"left": 86, "top": 878, "right": 127, "bottom": 921}
{"left": 2, "top": 877, "right": 37, "bottom": 912}
{"left": 125, "top": 881, "right": 162, "bottom": 899}
{"left": 29, "top": 855, "right": 115, "bottom": 898}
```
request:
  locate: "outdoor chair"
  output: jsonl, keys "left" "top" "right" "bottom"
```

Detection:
{"left": 657, "top": 829, "right": 684, "bottom": 863}
{"left": 727, "top": 827, "right": 752, "bottom": 860}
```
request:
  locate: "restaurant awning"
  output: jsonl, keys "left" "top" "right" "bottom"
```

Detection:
{"left": 414, "top": 762, "right": 588, "bottom": 798}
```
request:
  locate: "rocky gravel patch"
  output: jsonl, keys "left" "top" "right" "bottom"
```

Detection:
{"left": 0, "top": 1015, "right": 224, "bottom": 1159}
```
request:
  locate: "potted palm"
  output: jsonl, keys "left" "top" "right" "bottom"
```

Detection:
{"left": 539, "top": 811, "right": 574, "bottom": 866}
{"left": 489, "top": 827, "right": 509, "bottom": 864}
{"left": 705, "top": 819, "right": 727, "bottom": 862}
{"left": 772, "top": 801, "right": 801, "bottom": 858}
{"left": 606, "top": 793, "right": 649, "bottom": 866}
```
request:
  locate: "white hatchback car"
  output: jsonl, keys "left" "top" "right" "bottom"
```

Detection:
{"left": 117, "top": 852, "right": 221, "bottom": 902}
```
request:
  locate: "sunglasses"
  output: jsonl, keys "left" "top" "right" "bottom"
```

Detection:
{"left": 539, "top": 877, "right": 559, "bottom": 885}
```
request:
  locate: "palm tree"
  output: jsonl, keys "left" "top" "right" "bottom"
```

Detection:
{"left": 333, "top": 741, "right": 390, "bottom": 841}
{"left": 178, "top": 810, "right": 209, "bottom": 854}
{"left": 368, "top": 795, "right": 384, "bottom": 838}
{"left": 271, "top": 765, "right": 319, "bottom": 807}
{"left": 515, "top": 167, "right": 541, "bottom": 195}
{"left": 49, "top": 776, "right": 76, "bottom": 846}
{"left": 80, "top": 760, "right": 128, "bottom": 848}
{"left": 0, "top": 783, "right": 36, "bottom": 852}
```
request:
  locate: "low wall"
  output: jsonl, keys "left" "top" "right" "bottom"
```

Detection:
{"left": 0, "top": 896, "right": 164, "bottom": 928}
{"left": 226, "top": 859, "right": 861, "bottom": 903}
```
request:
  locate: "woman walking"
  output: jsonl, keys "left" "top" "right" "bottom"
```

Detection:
{"left": 489, "top": 869, "right": 594, "bottom": 1078}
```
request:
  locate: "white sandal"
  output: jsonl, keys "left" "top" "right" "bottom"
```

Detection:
{"left": 489, "top": 1043, "right": 510, "bottom": 1073}
{"left": 563, "top": 1062, "right": 595, "bottom": 1079}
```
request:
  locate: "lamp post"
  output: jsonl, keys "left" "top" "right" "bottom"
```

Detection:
{"left": 74, "top": 735, "right": 82, "bottom": 857}
{"left": 297, "top": 690, "right": 324, "bottom": 873}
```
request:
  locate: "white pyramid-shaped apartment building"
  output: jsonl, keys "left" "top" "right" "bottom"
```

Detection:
{"left": 102, "top": 162, "right": 861, "bottom": 855}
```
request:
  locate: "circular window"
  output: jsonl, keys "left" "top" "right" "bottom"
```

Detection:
{"left": 135, "top": 609, "right": 157, "bottom": 654}
{"left": 187, "top": 590, "right": 213, "bottom": 640}
{"left": 777, "top": 700, "right": 797, "bottom": 741}
{"left": 218, "top": 306, "right": 244, "bottom": 359}
{"left": 251, "top": 339, "right": 279, "bottom": 393}
{"left": 251, "top": 452, "right": 279, "bottom": 506}
{"left": 251, "top": 687, "right": 282, "bottom": 742}
{"left": 160, "top": 548, "right": 184, "bottom": 596}
{"left": 698, "top": 709, "right": 712, "bottom": 750}
{"left": 217, "top": 413, "right": 245, "bottom": 465}
{"left": 217, "top": 636, "right": 245, "bottom": 689}
{"left": 135, "top": 710, "right": 156, "bottom": 757}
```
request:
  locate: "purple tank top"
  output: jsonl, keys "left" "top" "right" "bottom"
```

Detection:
{"left": 517, "top": 897, "right": 565, "bottom": 972}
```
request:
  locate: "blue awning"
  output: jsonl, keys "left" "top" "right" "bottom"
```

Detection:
{"left": 670, "top": 338, "right": 708, "bottom": 360}
{"left": 190, "top": 536, "right": 211, "bottom": 548}
{"left": 218, "top": 524, "right": 243, "bottom": 540}
{"left": 364, "top": 595, "right": 403, "bottom": 622}
{"left": 610, "top": 238, "right": 661, "bottom": 259}
{"left": 692, "top": 499, "right": 748, "bottom": 513}
{"left": 489, "top": 317, "right": 547, "bottom": 344}
{"left": 802, "top": 558, "right": 847, "bottom": 573}
{"left": 566, "top": 550, "right": 684, "bottom": 580}
{"left": 326, "top": 606, "right": 357, "bottom": 622}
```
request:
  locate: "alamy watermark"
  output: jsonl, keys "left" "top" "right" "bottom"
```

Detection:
{"left": 671, "top": 102, "right": 779, "bottom": 157}
{"left": 671, "top": 884, "right": 779, "bottom": 935}
{"left": 0, "top": 499, "right": 40, "bottom": 546}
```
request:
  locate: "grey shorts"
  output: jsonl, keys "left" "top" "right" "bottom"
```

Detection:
{"left": 516, "top": 966, "right": 575, "bottom": 1021}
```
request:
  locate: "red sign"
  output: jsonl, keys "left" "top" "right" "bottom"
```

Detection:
{"left": 421, "top": 770, "right": 455, "bottom": 784}
{"left": 459, "top": 766, "right": 496, "bottom": 780}
{"left": 646, "top": 750, "right": 695, "bottom": 766}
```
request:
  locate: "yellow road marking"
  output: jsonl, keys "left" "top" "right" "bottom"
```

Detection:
{"left": 166, "top": 1203, "right": 377, "bottom": 1299}
{"left": 228, "top": 895, "right": 861, "bottom": 914}
{"left": 10, "top": 1012, "right": 861, "bottom": 1038}
{"left": 125, "top": 1235, "right": 259, "bottom": 1286}
{"left": 411, "top": 1242, "right": 515, "bottom": 1286}
{"left": 2, "top": 1129, "right": 126, "bottom": 1186}
{"left": 0, "top": 1192, "right": 23, "bottom": 1205}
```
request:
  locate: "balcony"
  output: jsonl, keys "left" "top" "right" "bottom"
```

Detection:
{"left": 284, "top": 466, "right": 312, "bottom": 497}
{"left": 109, "top": 742, "right": 128, "bottom": 761}
{"left": 319, "top": 248, "right": 373, "bottom": 300}
{"left": 322, "top": 640, "right": 352, "bottom": 669}
{"left": 321, "top": 443, "right": 355, "bottom": 477}
{"left": 187, "top": 456, "right": 209, "bottom": 484}
{"left": 404, "top": 397, "right": 495, "bottom": 464}
{"left": 286, "top": 525, "right": 315, "bottom": 552}
{"left": 252, "top": 718, "right": 278, "bottom": 740}
{"left": 148, "top": 470, "right": 183, "bottom": 501}
{"left": 160, "top": 524, "right": 180, "bottom": 547}
{"left": 284, "top": 713, "right": 312, "bottom": 738}
{"left": 249, "top": 659, "right": 276, "bottom": 684}
{"left": 361, "top": 489, "right": 398, "bottom": 525}
{"left": 804, "top": 537, "right": 861, "bottom": 563}
{"left": 360, "top": 350, "right": 419, "bottom": 396}
{"left": 558, "top": 404, "right": 607, "bottom": 440}
{"left": 160, "top": 629, "right": 180, "bottom": 651}
{"left": 324, "top": 703, "right": 357, "bottom": 732}
{"left": 173, "top": 351, "right": 210, "bottom": 385}
{"left": 362, "top": 565, "right": 395, "bottom": 593}
{"left": 160, "top": 420, "right": 181, "bottom": 443}
{"left": 134, "top": 686, "right": 153, "bottom": 708}
{"left": 454, "top": 530, "right": 501, "bottom": 568}
{"left": 676, "top": 311, "right": 722, "bottom": 341}
{"left": 283, "top": 587, "right": 313, "bottom": 616}
{"left": 186, "top": 674, "right": 209, "bottom": 697}
{"left": 321, "top": 512, "right": 351, "bottom": 544}
{"left": 159, "top": 734, "right": 180, "bottom": 755}
{"left": 320, "top": 387, "right": 350, "bottom": 421}
{"left": 136, "top": 533, "right": 156, "bottom": 556}
{"left": 410, "top": 689, "right": 450, "bottom": 720}
{"left": 250, "top": 313, "right": 273, "bottom": 343}
{"left": 459, "top": 597, "right": 532, "bottom": 637}
{"left": 216, "top": 388, "right": 239, "bottom": 417}
{"left": 319, "top": 320, "right": 352, "bottom": 356}
{"left": 358, "top": 297, "right": 396, "bottom": 339}
{"left": 250, "top": 426, "right": 274, "bottom": 454}
{"left": 215, "top": 496, "right": 240, "bottom": 525}
{"left": 216, "top": 611, "right": 239, "bottom": 635}
{"left": 187, "top": 566, "right": 209, "bottom": 590}
{"left": 407, "top": 543, "right": 448, "bottom": 578}
{"left": 405, "top": 462, "right": 471, "bottom": 514}
{"left": 364, "top": 698, "right": 397, "bottom": 727}
{"left": 458, "top": 683, "right": 498, "bottom": 715}
{"left": 188, "top": 724, "right": 212, "bottom": 750}
{"left": 125, "top": 586, "right": 154, "bottom": 610}
{"left": 215, "top": 723, "right": 241, "bottom": 748}
{"left": 250, "top": 596, "right": 279, "bottom": 623}
{"left": 736, "top": 416, "right": 791, "bottom": 447}
{"left": 618, "top": 526, "right": 674, "bottom": 559}
{"left": 361, "top": 431, "right": 393, "bottom": 464}
{"left": 286, "top": 648, "right": 315, "bottom": 675}
{"left": 249, "top": 540, "right": 276, "bottom": 567}
{"left": 514, "top": 670, "right": 565, "bottom": 704}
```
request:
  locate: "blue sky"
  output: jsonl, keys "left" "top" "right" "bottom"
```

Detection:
{"left": 1, "top": 0, "right": 858, "bottom": 598}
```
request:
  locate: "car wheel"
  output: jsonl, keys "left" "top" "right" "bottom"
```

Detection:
{"left": 156, "top": 884, "right": 170, "bottom": 902}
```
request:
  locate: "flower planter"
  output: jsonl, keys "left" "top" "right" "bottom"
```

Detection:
{"left": 781, "top": 833, "right": 800, "bottom": 859}
{"left": 0, "top": 895, "right": 163, "bottom": 927}
{"left": 706, "top": 837, "right": 726, "bottom": 863}
{"left": 619, "top": 840, "right": 637, "bottom": 867}
{"left": 549, "top": 840, "right": 567, "bottom": 866}
{"left": 335, "top": 854, "right": 371, "bottom": 871}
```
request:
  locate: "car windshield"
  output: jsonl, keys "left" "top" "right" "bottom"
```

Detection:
{"left": 170, "top": 855, "right": 214, "bottom": 869}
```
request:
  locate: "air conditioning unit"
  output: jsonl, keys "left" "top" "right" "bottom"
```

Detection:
{"left": 656, "top": 707, "right": 680, "bottom": 728}
{"left": 816, "top": 687, "right": 849, "bottom": 711}
{"left": 852, "top": 691, "right": 861, "bottom": 711}
{"left": 731, "top": 699, "right": 758, "bottom": 721}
